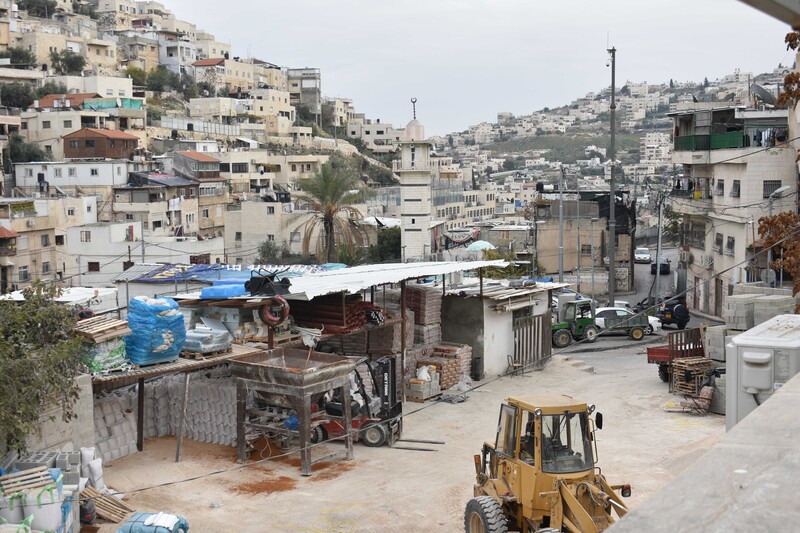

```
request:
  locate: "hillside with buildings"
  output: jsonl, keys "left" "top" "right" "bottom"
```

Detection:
{"left": 0, "top": 0, "right": 793, "bottom": 306}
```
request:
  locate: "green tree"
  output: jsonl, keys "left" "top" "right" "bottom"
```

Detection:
{"left": 0, "top": 283, "right": 85, "bottom": 452}
{"left": 294, "top": 155, "right": 370, "bottom": 263}
{"left": 49, "top": 49, "right": 86, "bottom": 75}
{"left": 481, "top": 249, "right": 527, "bottom": 279}
{"left": 35, "top": 81, "right": 67, "bottom": 98}
{"left": 125, "top": 66, "right": 147, "bottom": 87}
{"left": 337, "top": 243, "right": 369, "bottom": 266}
{"left": 703, "top": 77, "right": 710, "bottom": 88}
{"left": 0, "top": 82, "right": 34, "bottom": 108}
{"left": 0, "top": 47, "right": 37, "bottom": 69}
{"left": 502, "top": 157, "right": 517, "bottom": 171}
{"left": 71, "top": 1, "right": 98, "bottom": 18}
{"left": 5, "top": 133, "right": 48, "bottom": 169}
{"left": 146, "top": 65, "right": 180, "bottom": 92}
{"left": 669, "top": 78, "right": 675, "bottom": 89}
{"left": 16, "top": 0, "right": 56, "bottom": 18}
{"left": 179, "top": 73, "right": 198, "bottom": 99}
{"left": 368, "top": 226, "right": 401, "bottom": 262}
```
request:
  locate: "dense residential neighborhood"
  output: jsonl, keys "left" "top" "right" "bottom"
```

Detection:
{"left": 1, "top": 1, "right": 800, "bottom": 532}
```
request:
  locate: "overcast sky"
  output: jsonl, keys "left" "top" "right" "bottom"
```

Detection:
{"left": 166, "top": 0, "right": 790, "bottom": 136}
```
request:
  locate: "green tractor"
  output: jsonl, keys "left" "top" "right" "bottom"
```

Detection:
{"left": 551, "top": 299, "right": 598, "bottom": 348}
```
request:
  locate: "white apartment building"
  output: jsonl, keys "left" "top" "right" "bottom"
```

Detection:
{"left": 66, "top": 221, "right": 224, "bottom": 286}
{"left": 347, "top": 118, "right": 403, "bottom": 154}
{"left": 671, "top": 106, "right": 797, "bottom": 316}
{"left": 640, "top": 131, "right": 672, "bottom": 163}
{"left": 158, "top": 33, "right": 196, "bottom": 75}
{"left": 0, "top": 196, "right": 97, "bottom": 291}
{"left": 20, "top": 108, "right": 109, "bottom": 160}
{"left": 195, "top": 31, "right": 231, "bottom": 61}
{"left": 49, "top": 75, "right": 135, "bottom": 99}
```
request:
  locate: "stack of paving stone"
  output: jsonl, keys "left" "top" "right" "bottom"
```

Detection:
{"left": 722, "top": 294, "right": 758, "bottom": 330}
{"left": 93, "top": 393, "right": 138, "bottom": 463}
{"left": 753, "top": 295, "right": 795, "bottom": 325}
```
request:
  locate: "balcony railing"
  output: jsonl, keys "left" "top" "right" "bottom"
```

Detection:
{"left": 674, "top": 132, "right": 747, "bottom": 151}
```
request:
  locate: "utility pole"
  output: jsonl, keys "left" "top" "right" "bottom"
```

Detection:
{"left": 653, "top": 194, "right": 665, "bottom": 304}
{"left": 576, "top": 174, "right": 581, "bottom": 293}
{"left": 558, "top": 165, "right": 565, "bottom": 283}
{"left": 607, "top": 46, "right": 617, "bottom": 304}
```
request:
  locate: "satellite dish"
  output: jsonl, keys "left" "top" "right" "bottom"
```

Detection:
{"left": 761, "top": 269, "right": 776, "bottom": 284}
{"left": 751, "top": 84, "right": 777, "bottom": 106}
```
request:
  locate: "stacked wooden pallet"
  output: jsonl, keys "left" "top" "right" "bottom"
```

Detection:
{"left": 673, "top": 357, "right": 712, "bottom": 395}
{"left": 81, "top": 486, "right": 134, "bottom": 523}
{"left": 73, "top": 316, "right": 132, "bottom": 343}
{"left": 0, "top": 466, "right": 54, "bottom": 494}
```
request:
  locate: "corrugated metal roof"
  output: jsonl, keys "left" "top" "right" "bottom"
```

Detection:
{"left": 112, "top": 264, "right": 163, "bottom": 282}
{"left": 146, "top": 174, "right": 197, "bottom": 187}
{"left": 285, "top": 260, "right": 508, "bottom": 300}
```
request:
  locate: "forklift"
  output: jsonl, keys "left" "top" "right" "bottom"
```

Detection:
{"left": 312, "top": 356, "right": 403, "bottom": 447}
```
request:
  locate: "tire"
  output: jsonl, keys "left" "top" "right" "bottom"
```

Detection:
{"left": 310, "top": 425, "right": 327, "bottom": 444}
{"left": 583, "top": 326, "right": 598, "bottom": 343}
{"left": 361, "top": 422, "right": 387, "bottom": 447}
{"left": 673, "top": 304, "right": 690, "bottom": 321}
{"left": 644, "top": 324, "right": 653, "bottom": 335}
{"left": 464, "top": 496, "right": 508, "bottom": 533}
{"left": 658, "top": 364, "right": 670, "bottom": 382}
{"left": 677, "top": 322, "right": 687, "bottom": 330}
{"left": 552, "top": 329, "right": 572, "bottom": 348}
{"left": 629, "top": 327, "right": 645, "bottom": 341}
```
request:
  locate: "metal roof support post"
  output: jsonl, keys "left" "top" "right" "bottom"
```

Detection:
{"left": 480, "top": 268, "right": 484, "bottom": 297}
{"left": 175, "top": 371, "right": 190, "bottom": 462}
{"left": 400, "top": 280, "right": 407, "bottom": 402}
{"left": 136, "top": 377, "right": 144, "bottom": 452}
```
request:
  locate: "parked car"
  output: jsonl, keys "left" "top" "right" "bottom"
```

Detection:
{"left": 633, "top": 294, "right": 690, "bottom": 330}
{"left": 634, "top": 248, "right": 652, "bottom": 263}
{"left": 603, "top": 300, "right": 633, "bottom": 310}
{"left": 595, "top": 307, "right": 662, "bottom": 335}
{"left": 650, "top": 257, "right": 671, "bottom": 275}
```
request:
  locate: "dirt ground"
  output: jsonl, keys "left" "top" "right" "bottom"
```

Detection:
{"left": 99, "top": 347, "right": 724, "bottom": 532}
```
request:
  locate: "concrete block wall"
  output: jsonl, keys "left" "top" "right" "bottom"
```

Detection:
{"left": 25, "top": 374, "right": 95, "bottom": 452}
{"left": 722, "top": 294, "right": 758, "bottom": 330}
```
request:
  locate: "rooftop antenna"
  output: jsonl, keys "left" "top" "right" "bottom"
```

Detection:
{"left": 411, "top": 97, "right": 417, "bottom": 119}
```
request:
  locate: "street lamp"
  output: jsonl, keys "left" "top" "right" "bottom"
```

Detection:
{"left": 590, "top": 217, "right": 599, "bottom": 299}
{"left": 767, "top": 185, "right": 791, "bottom": 285}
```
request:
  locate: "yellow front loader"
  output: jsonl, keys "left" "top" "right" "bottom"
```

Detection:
{"left": 465, "top": 395, "right": 630, "bottom": 533}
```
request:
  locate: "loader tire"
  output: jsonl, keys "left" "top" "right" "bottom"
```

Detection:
{"left": 465, "top": 496, "right": 508, "bottom": 533}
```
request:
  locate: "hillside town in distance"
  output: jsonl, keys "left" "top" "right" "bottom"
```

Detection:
{"left": 2, "top": 1, "right": 800, "bottom": 532}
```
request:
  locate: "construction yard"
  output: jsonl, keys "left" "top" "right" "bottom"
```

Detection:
{"left": 98, "top": 341, "right": 724, "bottom": 532}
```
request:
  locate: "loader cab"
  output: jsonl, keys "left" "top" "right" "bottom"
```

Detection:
{"left": 540, "top": 411, "right": 593, "bottom": 473}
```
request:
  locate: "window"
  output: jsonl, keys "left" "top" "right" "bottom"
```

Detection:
{"left": 235, "top": 231, "right": 242, "bottom": 241}
{"left": 730, "top": 180, "right": 741, "bottom": 198}
{"left": 86, "top": 205, "right": 92, "bottom": 213}
{"left": 202, "top": 208, "right": 209, "bottom": 218}
{"left": 42, "top": 121, "right": 50, "bottom": 129}
{"left": 54, "top": 168, "right": 62, "bottom": 178}
{"left": 125, "top": 213, "right": 134, "bottom": 220}
{"left": 67, "top": 207, "right": 75, "bottom": 216}
{"left": 267, "top": 206, "right": 275, "bottom": 214}
{"left": 63, "top": 120, "right": 72, "bottom": 128}
{"left": 291, "top": 164, "right": 297, "bottom": 172}
{"left": 42, "top": 261, "right": 50, "bottom": 274}
{"left": 118, "top": 90, "right": 125, "bottom": 96}
{"left": 290, "top": 231, "right": 301, "bottom": 243}
{"left": 106, "top": 88, "right": 113, "bottom": 95}
{"left": 24, "top": 168, "right": 32, "bottom": 177}
{"left": 40, "top": 234, "right": 49, "bottom": 247}
{"left": 541, "top": 413, "right": 593, "bottom": 474}
{"left": 45, "top": 145, "right": 52, "bottom": 153}
{"left": 68, "top": 167, "right": 76, "bottom": 177}
{"left": 267, "top": 234, "right": 274, "bottom": 241}
{"left": 55, "top": 235, "right": 64, "bottom": 246}
{"left": 495, "top": 404, "right": 518, "bottom": 458}
{"left": 152, "top": 220, "right": 162, "bottom": 229}
{"left": 90, "top": 168, "right": 99, "bottom": 176}
{"left": 189, "top": 188, "right": 196, "bottom": 198}
{"left": 80, "top": 231, "right": 91, "bottom": 242}
{"left": 232, "top": 163, "right": 248, "bottom": 173}
{"left": 88, "top": 262, "right": 100, "bottom": 272}
{"left": 18, "top": 266, "right": 29, "bottom": 282}
{"left": 85, "top": 140, "right": 95, "bottom": 148}
{"left": 581, "top": 244, "right": 591, "bottom": 255}
{"left": 185, "top": 213, "right": 195, "bottom": 224}
{"left": 763, "top": 180, "right": 783, "bottom": 199}
{"left": 726, "top": 236, "right": 735, "bottom": 256}
{"left": 715, "top": 179, "right": 724, "bottom": 196}
{"left": 714, "top": 233, "right": 723, "bottom": 253}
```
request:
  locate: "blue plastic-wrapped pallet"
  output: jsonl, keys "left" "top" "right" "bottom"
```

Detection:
{"left": 125, "top": 296, "right": 186, "bottom": 366}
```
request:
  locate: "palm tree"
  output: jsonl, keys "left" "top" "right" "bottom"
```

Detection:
{"left": 294, "top": 159, "right": 370, "bottom": 263}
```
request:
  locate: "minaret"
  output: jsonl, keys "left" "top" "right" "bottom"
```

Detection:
{"left": 395, "top": 98, "right": 434, "bottom": 261}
